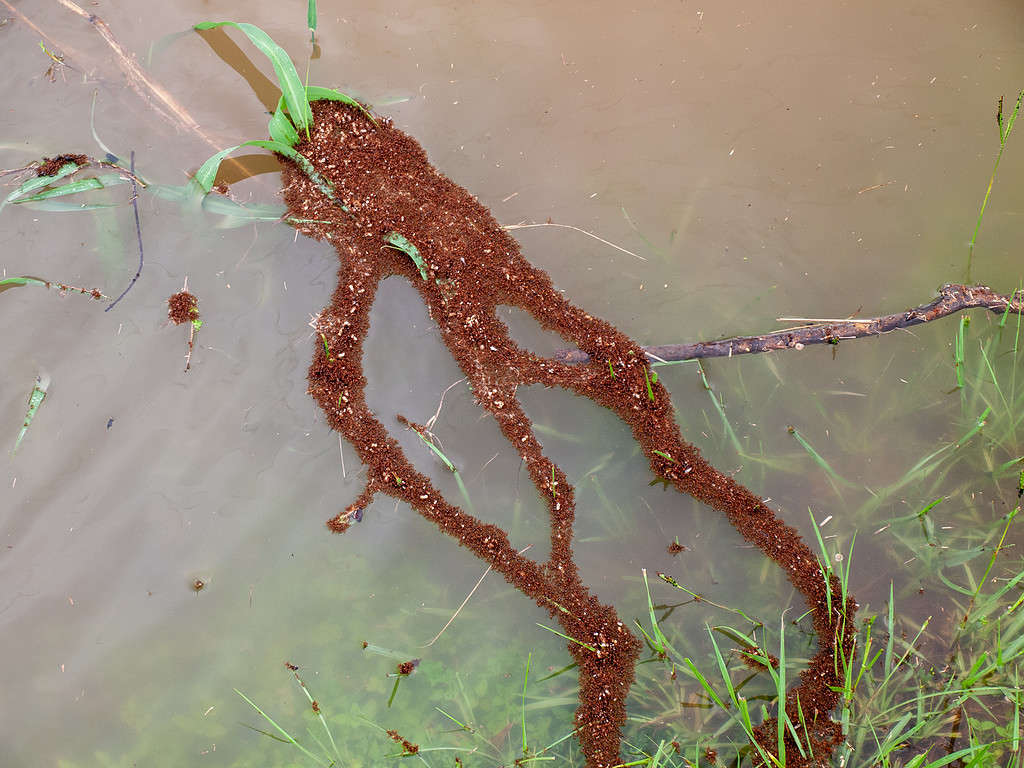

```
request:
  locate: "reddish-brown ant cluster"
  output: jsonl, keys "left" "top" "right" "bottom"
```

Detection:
{"left": 281, "top": 100, "right": 856, "bottom": 767}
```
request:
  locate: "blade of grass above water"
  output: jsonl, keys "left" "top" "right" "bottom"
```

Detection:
{"left": 305, "top": 86, "right": 377, "bottom": 124}
{"left": 194, "top": 21, "right": 313, "bottom": 134}
{"left": 307, "top": 0, "right": 317, "bottom": 40}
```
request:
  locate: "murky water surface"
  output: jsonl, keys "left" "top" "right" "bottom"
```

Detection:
{"left": 1, "top": 1, "right": 1022, "bottom": 765}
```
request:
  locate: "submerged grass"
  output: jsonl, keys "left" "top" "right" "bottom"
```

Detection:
{"left": 14, "top": 20, "right": 1022, "bottom": 766}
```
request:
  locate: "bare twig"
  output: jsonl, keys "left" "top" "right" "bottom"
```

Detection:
{"left": 105, "top": 150, "right": 143, "bottom": 312}
{"left": 420, "top": 545, "right": 532, "bottom": 647}
{"left": 555, "top": 284, "right": 1024, "bottom": 364}
{"left": 503, "top": 221, "right": 647, "bottom": 262}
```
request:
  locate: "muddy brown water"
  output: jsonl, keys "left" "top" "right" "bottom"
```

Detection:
{"left": 1, "top": 1, "right": 1022, "bottom": 765}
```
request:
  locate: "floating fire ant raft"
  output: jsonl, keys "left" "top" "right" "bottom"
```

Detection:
{"left": 283, "top": 100, "right": 856, "bottom": 767}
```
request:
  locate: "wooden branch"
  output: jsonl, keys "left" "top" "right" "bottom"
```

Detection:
{"left": 554, "top": 284, "right": 1024, "bottom": 365}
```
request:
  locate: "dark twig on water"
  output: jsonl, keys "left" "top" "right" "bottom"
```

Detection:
{"left": 105, "top": 150, "right": 143, "bottom": 313}
{"left": 554, "top": 284, "right": 1024, "bottom": 365}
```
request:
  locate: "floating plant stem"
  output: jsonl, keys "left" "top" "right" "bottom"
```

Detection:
{"left": 0, "top": 276, "right": 105, "bottom": 300}
{"left": 12, "top": 374, "right": 49, "bottom": 454}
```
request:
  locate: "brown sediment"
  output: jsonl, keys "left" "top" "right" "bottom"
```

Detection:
{"left": 281, "top": 100, "right": 856, "bottom": 767}
{"left": 36, "top": 153, "right": 88, "bottom": 176}
{"left": 167, "top": 291, "right": 199, "bottom": 324}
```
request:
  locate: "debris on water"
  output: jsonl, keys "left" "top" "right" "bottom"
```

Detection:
{"left": 396, "top": 659, "right": 420, "bottom": 676}
{"left": 106, "top": 417, "right": 115, "bottom": 430}
{"left": 167, "top": 289, "right": 202, "bottom": 371}
{"left": 168, "top": 291, "right": 199, "bottom": 324}
{"left": 37, "top": 154, "right": 88, "bottom": 176}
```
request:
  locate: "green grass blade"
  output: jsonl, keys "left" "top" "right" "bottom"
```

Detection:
{"left": 306, "top": 85, "right": 377, "bottom": 124}
{"left": 0, "top": 276, "right": 48, "bottom": 292}
{"left": 696, "top": 361, "right": 743, "bottom": 455}
{"left": 12, "top": 173, "right": 127, "bottom": 203}
{"left": 17, "top": 200, "right": 119, "bottom": 212}
{"left": 233, "top": 688, "right": 328, "bottom": 765}
{"left": 1, "top": 161, "right": 82, "bottom": 211}
{"left": 192, "top": 141, "right": 336, "bottom": 203}
{"left": 787, "top": 425, "right": 853, "bottom": 487}
{"left": 307, "top": 0, "right": 317, "bottom": 37}
{"left": 383, "top": 231, "right": 428, "bottom": 280}
{"left": 194, "top": 21, "right": 313, "bottom": 134}
{"left": 521, "top": 652, "right": 530, "bottom": 756}
{"left": 90, "top": 90, "right": 121, "bottom": 163}
{"left": 268, "top": 96, "right": 300, "bottom": 147}
{"left": 535, "top": 623, "right": 597, "bottom": 653}
{"left": 12, "top": 374, "right": 49, "bottom": 454}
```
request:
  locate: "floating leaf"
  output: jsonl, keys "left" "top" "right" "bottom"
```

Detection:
{"left": 1, "top": 162, "right": 81, "bottom": 212}
{"left": 12, "top": 173, "right": 127, "bottom": 203}
{"left": 0, "top": 276, "right": 48, "bottom": 293}
{"left": 18, "top": 200, "right": 119, "bottom": 212}
{"left": 13, "top": 374, "right": 49, "bottom": 454}
{"left": 194, "top": 21, "right": 313, "bottom": 134}
{"left": 383, "top": 232, "right": 428, "bottom": 280}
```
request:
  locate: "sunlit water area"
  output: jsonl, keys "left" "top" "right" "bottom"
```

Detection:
{"left": 1, "top": 1, "right": 1023, "bottom": 766}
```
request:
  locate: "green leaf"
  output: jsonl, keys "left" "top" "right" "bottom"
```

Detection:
{"left": 12, "top": 173, "right": 127, "bottom": 203}
{"left": 306, "top": 86, "right": 377, "bottom": 125}
{"left": 0, "top": 276, "right": 48, "bottom": 293}
{"left": 307, "top": 0, "right": 317, "bottom": 33}
{"left": 1, "top": 162, "right": 82, "bottom": 212}
{"left": 191, "top": 145, "right": 243, "bottom": 194}
{"left": 268, "top": 97, "right": 300, "bottom": 147}
{"left": 194, "top": 21, "right": 313, "bottom": 134}
{"left": 18, "top": 200, "right": 119, "bottom": 212}
{"left": 191, "top": 141, "right": 341, "bottom": 211}
{"left": 383, "top": 232, "right": 428, "bottom": 280}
